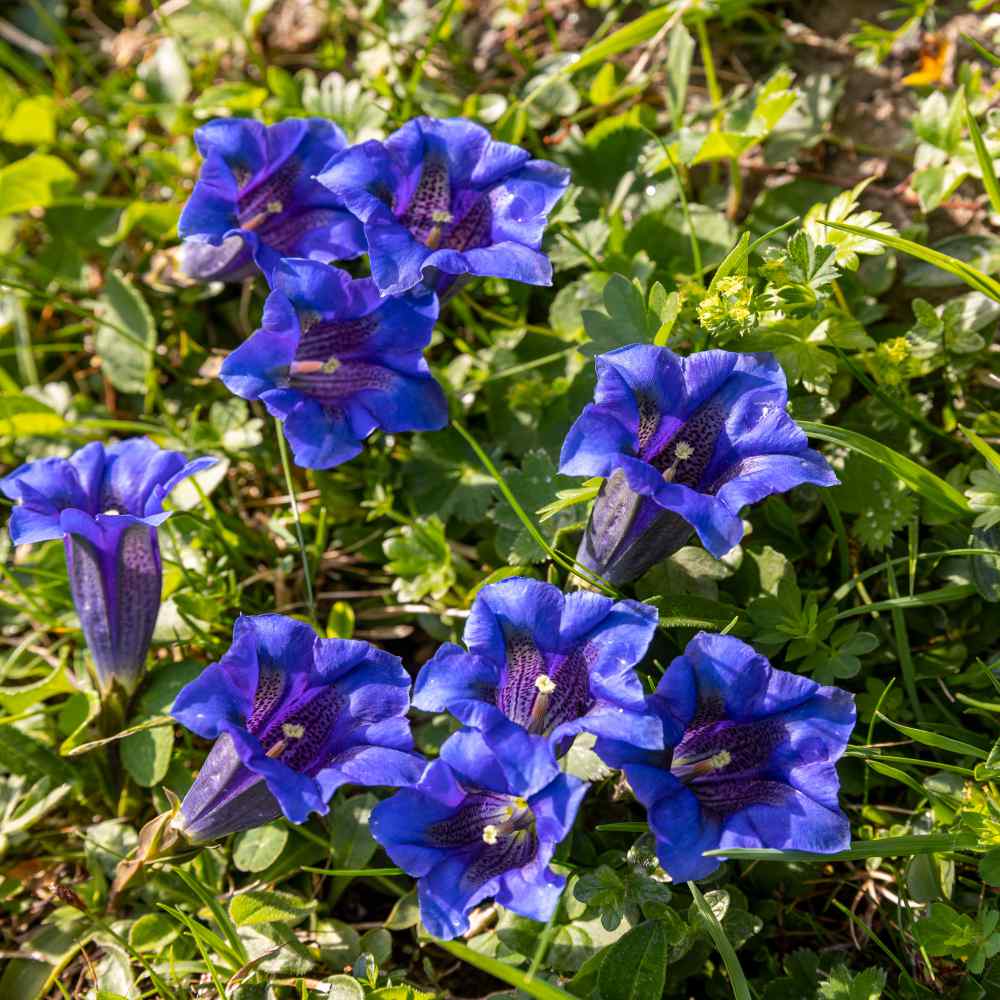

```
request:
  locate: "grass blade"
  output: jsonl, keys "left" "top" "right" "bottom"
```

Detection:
{"left": 800, "top": 421, "right": 971, "bottom": 519}
{"left": 703, "top": 832, "right": 978, "bottom": 861}
{"left": 688, "top": 882, "right": 751, "bottom": 1000}
{"left": 965, "top": 102, "right": 1000, "bottom": 214}
{"left": 819, "top": 220, "right": 1000, "bottom": 301}
{"left": 434, "top": 937, "right": 577, "bottom": 1000}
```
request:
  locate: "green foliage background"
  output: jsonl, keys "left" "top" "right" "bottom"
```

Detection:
{"left": 0, "top": 0, "right": 999, "bottom": 998}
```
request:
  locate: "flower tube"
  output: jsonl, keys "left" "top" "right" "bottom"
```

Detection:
{"left": 220, "top": 258, "right": 448, "bottom": 469}
{"left": 172, "top": 614, "right": 424, "bottom": 842}
{"left": 414, "top": 577, "right": 661, "bottom": 785}
{"left": 559, "top": 346, "right": 838, "bottom": 586}
{"left": 178, "top": 117, "right": 365, "bottom": 280}
{"left": 595, "top": 631, "right": 855, "bottom": 882}
{"left": 371, "top": 729, "right": 586, "bottom": 939}
{"left": 1, "top": 439, "right": 214, "bottom": 692}
{"left": 316, "top": 116, "right": 570, "bottom": 296}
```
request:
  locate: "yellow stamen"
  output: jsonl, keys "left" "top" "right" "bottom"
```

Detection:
{"left": 674, "top": 440, "right": 694, "bottom": 462}
{"left": 266, "top": 739, "right": 288, "bottom": 759}
{"left": 482, "top": 824, "right": 499, "bottom": 845}
{"left": 282, "top": 723, "right": 305, "bottom": 740}
{"left": 534, "top": 675, "right": 556, "bottom": 695}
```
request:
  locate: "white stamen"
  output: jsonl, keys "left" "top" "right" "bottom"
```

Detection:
{"left": 709, "top": 750, "right": 731, "bottom": 770}
{"left": 674, "top": 440, "right": 694, "bottom": 462}
{"left": 482, "top": 824, "right": 499, "bottom": 845}
{"left": 534, "top": 674, "right": 556, "bottom": 695}
{"left": 102, "top": 508, "right": 121, "bottom": 516}
{"left": 282, "top": 723, "right": 305, "bottom": 740}
{"left": 267, "top": 200, "right": 283, "bottom": 214}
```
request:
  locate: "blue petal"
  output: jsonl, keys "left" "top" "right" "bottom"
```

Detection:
{"left": 490, "top": 160, "right": 571, "bottom": 247}
{"left": 178, "top": 149, "right": 240, "bottom": 242}
{"left": 220, "top": 293, "right": 300, "bottom": 400}
{"left": 718, "top": 788, "right": 850, "bottom": 855}
{"left": 646, "top": 779, "right": 723, "bottom": 882}
{"left": 440, "top": 727, "right": 560, "bottom": 799}
{"left": 172, "top": 617, "right": 261, "bottom": 738}
{"left": 495, "top": 864, "right": 565, "bottom": 924}
{"left": 453, "top": 243, "right": 553, "bottom": 286}
{"left": 418, "top": 855, "right": 492, "bottom": 939}
{"left": 224, "top": 723, "right": 329, "bottom": 825}
{"left": 280, "top": 398, "right": 367, "bottom": 470}
{"left": 325, "top": 745, "right": 425, "bottom": 790}
{"left": 412, "top": 643, "right": 499, "bottom": 713}
{"left": 464, "top": 577, "right": 565, "bottom": 663}
{"left": 530, "top": 771, "right": 588, "bottom": 846}
{"left": 7, "top": 506, "right": 63, "bottom": 545}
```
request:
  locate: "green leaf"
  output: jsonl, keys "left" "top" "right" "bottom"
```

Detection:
{"left": 434, "top": 937, "right": 578, "bottom": 1000}
{"left": 818, "top": 964, "right": 887, "bottom": 1000}
{"left": 100, "top": 201, "right": 181, "bottom": 247}
{"left": 382, "top": 515, "right": 455, "bottom": 602}
{"left": 120, "top": 721, "right": 174, "bottom": 787}
{"left": 703, "top": 832, "right": 978, "bottom": 861}
{"left": 596, "top": 920, "right": 671, "bottom": 1000}
{"left": 688, "top": 882, "right": 751, "bottom": 1000}
{"left": 95, "top": 270, "right": 157, "bottom": 394}
{"left": 0, "top": 153, "right": 75, "bottom": 215}
{"left": 320, "top": 975, "right": 365, "bottom": 1000}
{"left": 820, "top": 220, "right": 1000, "bottom": 301}
{"left": 980, "top": 848, "right": 1000, "bottom": 887}
{"left": 565, "top": 7, "right": 673, "bottom": 76}
{"left": 876, "top": 712, "right": 987, "bottom": 759}
{"left": 233, "top": 824, "right": 289, "bottom": 873}
{"left": 0, "top": 726, "right": 78, "bottom": 789}
{"left": 581, "top": 273, "right": 649, "bottom": 356}
{"left": 800, "top": 421, "right": 971, "bottom": 520}
{"left": 1, "top": 95, "right": 56, "bottom": 145}
{"left": 128, "top": 913, "right": 179, "bottom": 953}
{"left": 228, "top": 889, "right": 315, "bottom": 927}
{"left": 664, "top": 25, "right": 694, "bottom": 130}
{"left": 0, "top": 392, "right": 65, "bottom": 437}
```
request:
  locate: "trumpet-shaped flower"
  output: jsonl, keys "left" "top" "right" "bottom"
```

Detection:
{"left": 220, "top": 258, "right": 448, "bottom": 469}
{"left": 596, "top": 632, "right": 855, "bottom": 882}
{"left": 371, "top": 728, "right": 586, "bottom": 939}
{"left": 172, "top": 614, "right": 424, "bottom": 842}
{"left": 178, "top": 118, "right": 365, "bottom": 280}
{"left": 0, "top": 439, "right": 214, "bottom": 692}
{"left": 315, "top": 116, "right": 570, "bottom": 296}
{"left": 559, "top": 346, "right": 838, "bottom": 585}
{"left": 414, "top": 578, "right": 661, "bottom": 784}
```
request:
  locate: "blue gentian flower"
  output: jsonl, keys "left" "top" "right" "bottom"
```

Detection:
{"left": 172, "top": 614, "right": 424, "bottom": 842}
{"left": 0, "top": 439, "right": 214, "bottom": 692}
{"left": 178, "top": 118, "right": 365, "bottom": 280}
{"left": 559, "top": 346, "right": 839, "bottom": 585}
{"left": 219, "top": 258, "right": 448, "bottom": 469}
{"left": 596, "top": 632, "right": 855, "bottom": 882}
{"left": 414, "top": 578, "right": 661, "bottom": 786}
{"left": 371, "top": 728, "right": 587, "bottom": 939}
{"left": 315, "top": 116, "right": 570, "bottom": 296}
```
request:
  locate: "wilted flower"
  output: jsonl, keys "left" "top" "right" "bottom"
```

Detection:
{"left": 172, "top": 614, "right": 424, "bottom": 842}
{"left": 178, "top": 118, "right": 365, "bottom": 280}
{"left": 220, "top": 258, "right": 448, "bottom": 469}
{"left": 414, "top": 577, "right": 661, "bottom": 784}
{"left": 559, "top": 346, "right": 838, "bottom": 585}
{"left": 596, "top": 632, "right": 855, "bottom": 882}
{"left": 315, "top": 116, "right": 570, "bottom": 296}
{"left": 0, "top": 439, "right": 214, "bottom": 692}
{"left": 371, "top": 728, "right": 586, "bottom": 939}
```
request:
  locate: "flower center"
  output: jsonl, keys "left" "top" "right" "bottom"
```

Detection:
{"left": 670, "top": 748, "right": 732, "bottom": 782}
{"left": 650, "top": 404, "right": 725, "bottom": 490}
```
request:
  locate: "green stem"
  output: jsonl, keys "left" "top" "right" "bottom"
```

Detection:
{"left": 885, "top": 560, "right": 923, "bottom": 723}
{"left": 275, "top": 419, "right": 317, "bottom": 625}
{"left": 688, "top": 882, "right": 751, "bottom": 1000}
